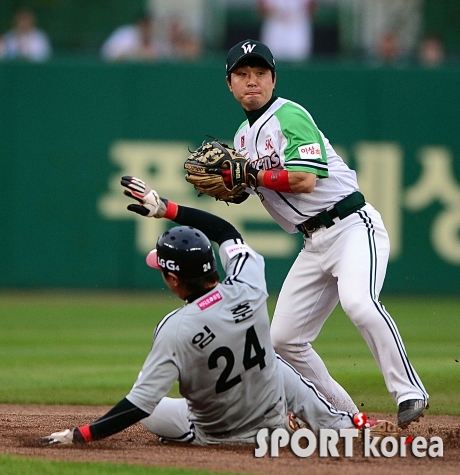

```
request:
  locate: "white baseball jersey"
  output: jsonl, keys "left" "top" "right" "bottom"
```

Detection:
{"left": 233, "top": 97, "right": 359, "bottom": 233}
{"left": 235, "top": 97, "right": 428, "bottom": 413}
{"left": 126, "top": 238, "right": 284, "bottom": 435}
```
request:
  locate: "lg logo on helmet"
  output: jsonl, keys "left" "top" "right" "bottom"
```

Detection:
{"left": 158, "top": 257, "right": 180, "bottom": 272}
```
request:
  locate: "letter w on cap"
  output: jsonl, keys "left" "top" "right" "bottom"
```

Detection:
{"left": 242, "top": 42, "right": 256, "bottom": 54}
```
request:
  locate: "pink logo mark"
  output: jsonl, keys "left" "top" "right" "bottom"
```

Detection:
{"left": 197, "top": 290, "right": 222, "bottom": 310}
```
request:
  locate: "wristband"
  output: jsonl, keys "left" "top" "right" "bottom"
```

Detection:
{"left": 163, "top": 200, "right": 179, "bottom": 220}
{"left": 263, "top": 170, "right": 292, "bottom": 192}
{"left": 76, "top": 425, "right": 93, "bottom": 442}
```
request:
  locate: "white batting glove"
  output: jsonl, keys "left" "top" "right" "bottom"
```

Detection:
{"left": 38, "top": 428, "right": 74, "bottom": 446}
{"left": 120, "top": 176, "right": 167, "bottom": 218}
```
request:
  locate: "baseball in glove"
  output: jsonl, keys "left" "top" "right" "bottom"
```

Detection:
{"left": 184, "top": 140, "right": 259, "bottom": 202}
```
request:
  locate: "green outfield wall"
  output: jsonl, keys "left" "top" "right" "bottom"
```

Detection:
{"left": 0, "top": 59, "right": 459, "bottom": 293}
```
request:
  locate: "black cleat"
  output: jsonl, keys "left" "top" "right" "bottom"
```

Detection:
{"left": 397, "top": 399, "right": 427, "bottom": 428}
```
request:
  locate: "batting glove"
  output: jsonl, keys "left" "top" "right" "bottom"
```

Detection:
{"left": 37, "top": 428, "right": 75, "bottom": 446}
{"left": 120, "top": 176, "right": 166, "bottom": 218}
{"left": 37, "top": 426, "right": 88, "bottom": 446}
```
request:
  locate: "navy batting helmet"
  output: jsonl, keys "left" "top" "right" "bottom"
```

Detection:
{"left": 146, "top": 226, "right": 217, "bottom": 279}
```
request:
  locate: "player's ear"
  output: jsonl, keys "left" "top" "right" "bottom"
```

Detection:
{"left": 162, "top": 271, "right": 179, "bottom": 288}
{"left": 165, "top": 272, "right": 180, "bottom": 287}
{"left": 226, "top": 75, "right": 232, "bottom": 91}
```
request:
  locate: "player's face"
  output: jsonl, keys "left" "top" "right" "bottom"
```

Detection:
{"left": 227, "top": 65, "right": 276, "bottom": 111}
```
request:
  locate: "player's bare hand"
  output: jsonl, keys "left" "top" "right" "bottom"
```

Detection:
{"left": 37, "top": 428, "right": 74, "bottom": 446}
{"left": 120, "top": 176, "right": 166, "bottom": 218}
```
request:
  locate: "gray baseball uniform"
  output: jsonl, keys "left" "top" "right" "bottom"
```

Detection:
{"left": 37, "top": 182, "right": 360, "bottom": 447}
{"left": 129, "top": 235, "right": 353, "bottom": 444}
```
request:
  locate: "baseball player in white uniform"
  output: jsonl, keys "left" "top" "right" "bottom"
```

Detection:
{"left": 38, "top": 176, "right": 397, "bottom": 447}
{"left": 224, "top": 39, "right": 429, "bottom": 428}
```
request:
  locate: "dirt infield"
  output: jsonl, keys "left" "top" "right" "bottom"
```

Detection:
{"left": 1, "top": 405, "right": 459, "bottom": 475}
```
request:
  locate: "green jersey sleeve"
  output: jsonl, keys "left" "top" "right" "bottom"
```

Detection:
{"left": 274, "top": 102, "right": 328, "bottom": 178}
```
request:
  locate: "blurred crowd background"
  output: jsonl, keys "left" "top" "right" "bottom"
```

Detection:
{"left": 0, "top": 0, "right": 457, "bottom": 67}
{"left": 1, "top": 1, "right": 459, "bottom": 294}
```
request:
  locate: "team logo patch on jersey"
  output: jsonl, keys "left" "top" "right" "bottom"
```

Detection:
{"left": 197, "top": 290, "right": 222, "bottom": 310}
{"left": 226, "top": 243, "right": 254, "bottom": 259}
{"left": 298, "top": 143, "right": 322, "bottom": 160}
{"left": 241, "top": 135, "right": 245, "bottom": 148}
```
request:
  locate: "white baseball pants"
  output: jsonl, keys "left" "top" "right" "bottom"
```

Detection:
{"left": 271, "top": 204, "right": 428, "bottom": 412}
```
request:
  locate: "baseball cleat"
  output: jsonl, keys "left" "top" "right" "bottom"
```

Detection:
{"left": 397, "top": 399, "right": 427, "bottom": 429}
{"left": 286, "top": 412, "right": 307, "bottom": 433}
{"left": 363, "top": 419, "right": 399, "bottom": 438}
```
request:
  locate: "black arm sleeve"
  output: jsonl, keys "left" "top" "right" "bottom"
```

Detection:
{"left": 171, "top": 204, "right": 242, "bottom": 245}
{"left": 82, "top": 398, "right": 149, "bottom": 441}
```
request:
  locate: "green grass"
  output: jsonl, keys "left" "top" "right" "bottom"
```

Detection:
{"left": 0, "top": 291, "right": 458, "bottom": 414}
{"left": 312, "top": 296, "right": 460, "bottom": 415}
{"left": 0, "top": 291, "right": 182, "bottom": 405}
{"left": 0, "top": 291, "right": 459, "bottom": 475}
{"left": 0, "top": 454, "right": 241, "bottom": 475}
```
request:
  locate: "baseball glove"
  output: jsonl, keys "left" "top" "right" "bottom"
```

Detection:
{"left": 184, "top": 140, "right": 258, "bottom": 202}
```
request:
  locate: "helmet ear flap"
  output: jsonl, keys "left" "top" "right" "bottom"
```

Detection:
{"left": 154, "top": 226, "right": 217, "bottom": 279}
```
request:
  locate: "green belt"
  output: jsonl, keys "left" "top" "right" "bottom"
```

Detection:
{"left": 297, "top": 191, "right": 366, "bottom": 235}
